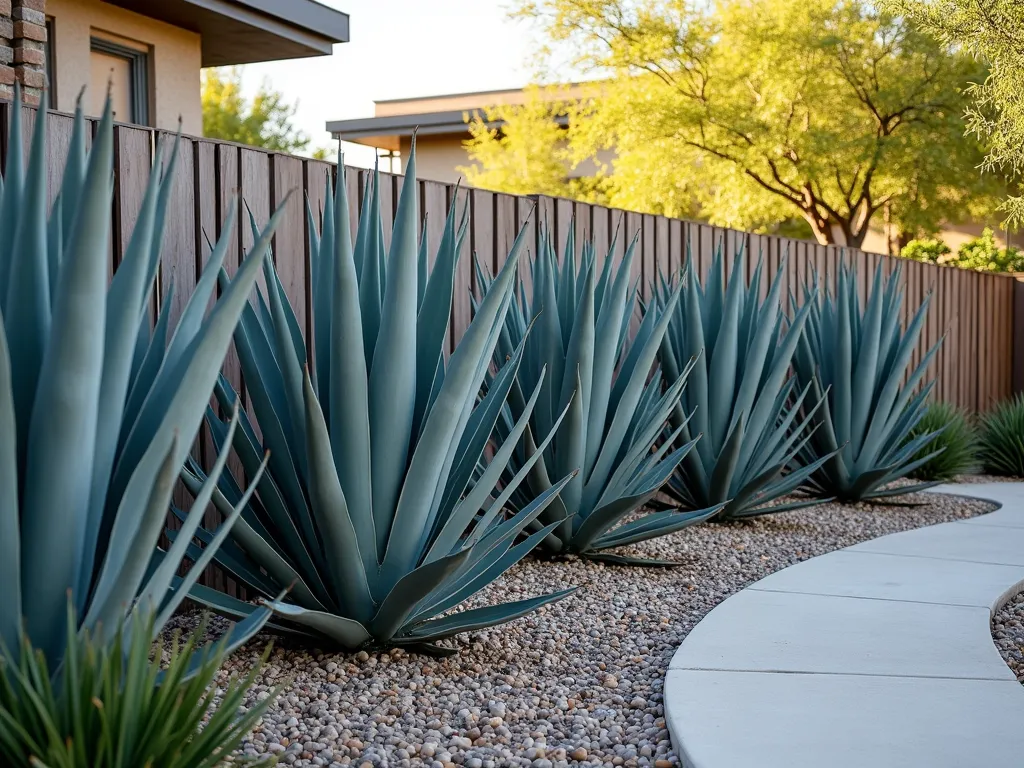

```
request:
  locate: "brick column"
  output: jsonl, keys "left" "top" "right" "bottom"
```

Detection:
{"left": 12, "top": 0, "right": 45, "bottom": 105}
{"left": 0, "top": 0, "right": 13, "bottom": 101}
{"left": 0, "top": 0, "right": 45, "bottom": 103}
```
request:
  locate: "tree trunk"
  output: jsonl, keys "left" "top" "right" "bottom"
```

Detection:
{"left": 802, "top": 211, "right": 837, "bottom": 245}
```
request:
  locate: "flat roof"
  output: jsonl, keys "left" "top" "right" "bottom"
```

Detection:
{"left": 327, "top": 110, "right": 571, "bottom": 151}
{"left": 327, "top": 84, "right": 585, "bottom": 150}
{"left": 105, "top": 0, "right": 350, "bottom": 66}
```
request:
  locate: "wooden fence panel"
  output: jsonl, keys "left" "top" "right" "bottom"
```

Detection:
{"left": 12, "top": 104, "right": 1016, "bottom": 418}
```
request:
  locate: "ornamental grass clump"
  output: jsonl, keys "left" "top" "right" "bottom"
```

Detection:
{"left": 0, "top": 605, "right": 276, "bottom": 768}
{"left": 978, "top": 394, "right": 1024, "bottom": 477}
{"left": 0, "top": 88, "right": 278, "bottom": 670}
{"left": 905, "top": 402, "right": 979, "bottom": 481}
{"left": 654, "top": 246, "right": 829, "bottom": 520}
{"left": 792, "top": 261, "right": 944, "bottom": 501}
{"left": 476, "top": 228, "right": 714, "bottom": 567}
{"left": 186, "top": 148, "right": 576, "bottom": 655}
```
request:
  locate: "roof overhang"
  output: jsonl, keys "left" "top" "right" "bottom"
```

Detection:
{"left": 327, "top": 109, "right": 567, "bottom": 151}
{"left": 104, "top": 0, "right": 350, "bottom": 66}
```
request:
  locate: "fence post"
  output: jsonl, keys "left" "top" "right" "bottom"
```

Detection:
{"left": 1013, "top": 278, "right": 1024, "bottom": 396}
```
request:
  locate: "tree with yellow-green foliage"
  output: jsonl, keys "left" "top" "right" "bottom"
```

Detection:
{"left": 202, "top": 67, "right": 333, "bottom": 159}
{"left": 878, "top": 0, "right": 1024, "bottom": 227}
{"left": 459, "top": 87, "right": 607, "bottom": 203}
{"left": 468, "top": 0, "right": 1000, "bottom": 248}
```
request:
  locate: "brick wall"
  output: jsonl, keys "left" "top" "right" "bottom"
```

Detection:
{"left": 0, "top": 0, "right": 46, "bottom": 104}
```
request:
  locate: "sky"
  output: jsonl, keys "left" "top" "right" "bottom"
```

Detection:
{"left": 237, "top": 0, "right": 541, "bottom": 167}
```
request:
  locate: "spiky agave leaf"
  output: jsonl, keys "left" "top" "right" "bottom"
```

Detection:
{"left": 187, "top": 148, "right": 577, "bottom": 654}
{"left": 476, "top": 226, "right": 716, "bottom": 565}
{"left": 654, "top": 244, "right": 830, "bottom": 520}
{"left": 791, "top": 260, "right": 944, "bottom": 501}
{"left": 0, "top": 602, "right": 276, "bottom": 768}
{"left": 0, "top": 88, "right": 280, "bottom": 670}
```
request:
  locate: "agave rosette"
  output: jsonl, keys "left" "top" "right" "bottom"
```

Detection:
{"left": 654, "top": 246, "right": 830, "bottom": 520}
{"left": 476, "top": 227, "right": 716, "bottom": 567}
{"left": 792, "top": 261, "right": 943, "bottom": 501}
{"left": 0, "top": 89, "right": 280, "bottom": 668}
{"left": 185, "top": 148, "right": 576, "bottom": 654}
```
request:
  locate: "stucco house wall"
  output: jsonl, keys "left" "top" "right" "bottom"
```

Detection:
{"left": 46, "top": 0, "right": 202, "bottom": 134}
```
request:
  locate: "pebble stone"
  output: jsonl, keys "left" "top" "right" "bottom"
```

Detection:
{"left": 994, "top": 589, "right": 1024, "bottom": 684}
{"left": 167, "top": 489, "right": 991, "bottom": 767}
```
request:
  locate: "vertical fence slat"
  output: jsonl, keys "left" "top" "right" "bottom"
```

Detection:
{"left": 112, "top": 125, "right": 152, "bottom": 275}
{"left": 495, "top": 192, "right": 518, "bottom": 270}
{"left": 270, "top": 153, "right": 309, "bottom": 354}
{"left": 421, "top": 179, "right": 448, "bottom": 271}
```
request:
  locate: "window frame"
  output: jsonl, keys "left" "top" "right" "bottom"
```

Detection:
{"left": 44, "top": 17, "right": 56, "bottom": 109}
{"left": 89, "top": 35, "right": 149, "bottom": 125}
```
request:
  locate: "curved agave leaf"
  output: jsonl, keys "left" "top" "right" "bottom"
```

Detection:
{"left": 0, "top": 92, "right": 280, "bottom": 671}
{"left": 477, "top": 225, "right": 711, "bottom": 564}
{"left": 192, "top": 148, "right": 576, "bottom": 653}
{"left": 655, "top": 245, "right": 827, "bottom": 520}
{"left": 792, "top": 260, "right": 942, "bottom": 501}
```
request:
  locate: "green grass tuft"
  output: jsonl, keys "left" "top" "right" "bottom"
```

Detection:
{"left": 905, "top": 402, "right": 979, "bottom": 481}
{"left": 979, "top": 394, "right": 1024, "bottom": 477}
{"left": 0, "top": 605, "right": 276, "bottom": 768}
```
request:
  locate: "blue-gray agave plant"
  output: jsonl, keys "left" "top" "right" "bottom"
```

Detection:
{"left": 0, "top": 90, "right": 280, "bottom": 668}
{"left": 185, "top": 149, "right": 576, "bottom": 655}
{"left": 476, "top": 228, "right": 716, "bottom": 567}
{"left": 654, "top": 247, "right": 831, "bottom": 520}
{"left": 792, "top": 261, "right": 943, "bottom": 501}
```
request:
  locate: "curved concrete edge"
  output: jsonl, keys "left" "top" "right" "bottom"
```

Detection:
{"left": 664, "top": 482, "right": 1024, "bottom": 768}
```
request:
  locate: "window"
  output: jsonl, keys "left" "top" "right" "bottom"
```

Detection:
{"left": 89, "top": 35, "right": 149, "bottom": 125}
{"left": 44, "top": 18, "right": 55, "bottom": 109}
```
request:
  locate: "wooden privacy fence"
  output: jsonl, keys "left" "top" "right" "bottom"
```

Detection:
{"left": 6, "top": 102, "right": 1020, "bottom": 597}
{"left": 3, "top": 101, "right": 1019, "bottom": 419}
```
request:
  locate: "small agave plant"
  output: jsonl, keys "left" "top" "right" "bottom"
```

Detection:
{"left": 792, "top": 261, "right": 944, "bottom": 501}
{"left": 476, "top": 228, "right": 715, "bottom": 567}
{"left": 654, "top": 247, "right": 830, "bottom": 520}
{"left": 185, "top": 148, "right": 576, "bottom": 655}
{"left": 0, "top": 89, "right": 280, "bottom": 668}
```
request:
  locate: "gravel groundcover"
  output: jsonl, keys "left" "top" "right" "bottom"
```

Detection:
{"left": 994, "top": 590, "right": 1024, "bottom": 685}
{"left": 173, "top": 491, "right": 994, "bottom": 768}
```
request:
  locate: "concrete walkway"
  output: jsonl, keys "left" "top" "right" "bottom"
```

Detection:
{"left": 664, "top": 483, "right": 1024, "bottom": 768}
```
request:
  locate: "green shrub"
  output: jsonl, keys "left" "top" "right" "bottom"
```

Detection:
{"left": 901, "top": 238, "right": 952, "bottom": 264}
{"left": 952, "top": 228, "right": 1024, "bottom": 273}
{"left": 905, "top": 402, "right": 979, "bottom": 481}
{"left": 0, "top": 606, "right": 274, "bottom": 768}
{"left": 978, "top": 394, "right": 1024, "bottom": 476}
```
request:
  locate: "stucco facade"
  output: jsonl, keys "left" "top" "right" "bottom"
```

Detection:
{"left": 47, "top": 0, "right": 202, "bottom": 134}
